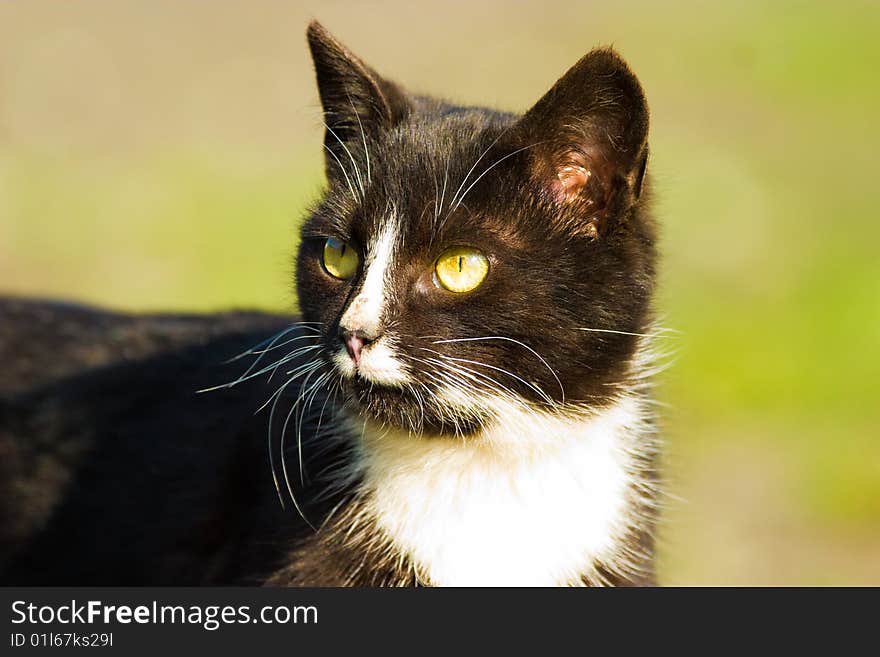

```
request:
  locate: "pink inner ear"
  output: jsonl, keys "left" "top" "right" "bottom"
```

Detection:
{"left": 549, "top": 164, "right": 591, "bottom": 204}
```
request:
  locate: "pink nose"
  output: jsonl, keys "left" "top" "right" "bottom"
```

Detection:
{"left": 340, "top": 330, "right": 373, "bottom": 366}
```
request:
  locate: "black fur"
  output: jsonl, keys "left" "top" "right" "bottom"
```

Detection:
{"left": 0, "top": 21, "right": 659, "bottom": 585}
{"left": 0, "top": 299, "right": 327, "bottom": 584}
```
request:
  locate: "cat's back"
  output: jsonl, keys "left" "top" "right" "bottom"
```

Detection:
{"left": 0, "top": 297, "right": 291, "bottom": 394}
{"left": 0, "top": 297, "right": 315, "bottom": 584}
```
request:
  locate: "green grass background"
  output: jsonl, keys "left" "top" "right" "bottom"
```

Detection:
{"left": 1, "top": 1, "right": 878, "bottom": 584}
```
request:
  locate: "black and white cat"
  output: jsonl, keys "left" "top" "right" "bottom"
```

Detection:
{"left": 0, "top": 21, "right": 661, "bottom": 586}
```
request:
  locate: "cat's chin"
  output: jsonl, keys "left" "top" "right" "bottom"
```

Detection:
{"left": 341, "top": 378, "right": 487, "bottom": 437}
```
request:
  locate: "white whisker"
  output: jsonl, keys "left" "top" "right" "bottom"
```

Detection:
{"left": 446, "top": 125, "right": 512, "bottom": 212}
{"left": 347, "top": 93, "right": 371, "bottom": 185}
{"left": 323, "top": 121, "right": 364, "bottom": 198}
{"left": 446, "top": 141, "right": 545, "bottom": 219}
{"left": 431, "top": 335, "right": 564, "bottom": 402}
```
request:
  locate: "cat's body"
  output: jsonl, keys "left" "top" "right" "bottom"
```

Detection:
{"left": 0, "top": 299, "right": 309, "bottom": 584}
{"left": 0, "top": 22, "right": 663, "bottom": 586}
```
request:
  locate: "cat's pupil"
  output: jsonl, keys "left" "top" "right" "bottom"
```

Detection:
{"left": 340, "top": 244, "right": 346, "bottom": 257}
{"left": 457, "top": 256, "right": 463, "bottom": 272}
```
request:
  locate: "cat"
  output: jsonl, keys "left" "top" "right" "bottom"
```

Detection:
{"left": 0, "top": 20, "right": 661, "bottom": 586}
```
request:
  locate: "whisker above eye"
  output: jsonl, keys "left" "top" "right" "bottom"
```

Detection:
{"left": 445, "top": 141, "right": 547, "bottom": 221}
{"left": 323, "top": 143, "right": 359, "bottom": 202}
{"left": 444, "top": 124, "right": 515, "bottom": 218}
{"left": 323, "top": 120, "right": 365, "bottom": 200}
{"left": 346, "top": 92, "right": 371, "bottom": 186}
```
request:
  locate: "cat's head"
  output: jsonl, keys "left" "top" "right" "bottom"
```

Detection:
{"left": 296, "top": 21, "right": 656, "bottom": 435}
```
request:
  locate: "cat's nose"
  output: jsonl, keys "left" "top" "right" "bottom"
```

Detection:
{"left": 339, "top": 329, "right": 376, "bottom": 367}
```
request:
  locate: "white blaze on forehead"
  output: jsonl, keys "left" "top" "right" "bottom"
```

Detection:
{"left": 339, "top": 216, "right": 399, "bottom": 335}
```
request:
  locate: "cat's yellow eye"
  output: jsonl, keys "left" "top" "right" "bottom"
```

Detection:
{"left": 322, "top": 237, "right": 359, "bottom": 280}
{"left": 434, "top": 247, "right": 489, "bottom": 293}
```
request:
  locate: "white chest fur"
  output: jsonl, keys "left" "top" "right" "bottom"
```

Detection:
{"left": 354, "top": 396, "right": 648, "bottom": 586}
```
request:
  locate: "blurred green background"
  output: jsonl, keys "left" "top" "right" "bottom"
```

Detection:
{"left": 1, "top": 1, "right": 878, "bottom": 584}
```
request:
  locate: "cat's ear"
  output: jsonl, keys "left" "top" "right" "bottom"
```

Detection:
{"left": 514, "top": 47, "right": 649, "bottom": 238}
{"left": 307, "top": 21, "right": 410, "bottom": 185}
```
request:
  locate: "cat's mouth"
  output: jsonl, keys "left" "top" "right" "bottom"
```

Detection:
{"left": 328, "top": 340, "right": 493, "bottom": 435}
{"left": 344, "top": 378, "right": 417, "bottom": 425}
{"left": 348, "top": 371, "right": 404, "bottom": 394}
{"left": 330, "top": 341, "right": 410, "bottom": 387}
{"left": 340, "top": 372, "right": 485, "bottom": 436}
